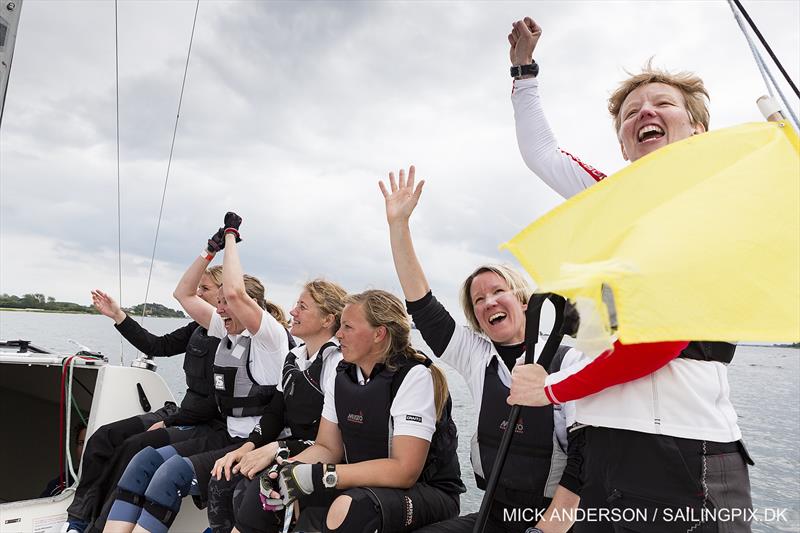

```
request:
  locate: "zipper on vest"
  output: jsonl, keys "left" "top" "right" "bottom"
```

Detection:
{"left": 651, "top": 373, "right": 661, "bottom": 434}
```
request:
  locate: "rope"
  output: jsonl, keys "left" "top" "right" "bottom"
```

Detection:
{"left": 114, "top": 0, "right": 124, "bottom": 365}
{"left": 731, "top": 0, "right": 799, "bottom": 98}
{"left": 728, "top": 1, "right": 800, "bottom": 131}
{"left": 140, "top": 0, "right": 201, "bottom": 322}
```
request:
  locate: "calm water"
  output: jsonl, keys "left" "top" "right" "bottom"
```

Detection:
{"left": 2, "top": 311, "right": 798, "bottom": 532}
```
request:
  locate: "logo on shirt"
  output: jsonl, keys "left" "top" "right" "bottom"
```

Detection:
{"left": 346, "top": 411, "right": 364, "bottom": 424}
{"left": 214, "top": 374, "right": 225, "bottom": 391}
{"left": 500, "top": 417, "right": 525, "bottom": 434}
{"left": 406, "top": 415, "right": 423, "bottom": 423}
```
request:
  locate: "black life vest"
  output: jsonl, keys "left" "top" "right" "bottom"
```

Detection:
{"left": 334, "top": 354, "right": 465, "bottom": 494}
{"left": 213, "top": 328, "right": 294, "bottom": 418}
{"left": 182, "top": 325, "right": 219, "bottom": 398}
{"left": 475, "top": 345, "right": 571, "bottom": 509}
{"left": 282, "top": 341, "right": 338, "bottom": 441}
{"left": 678, "top": 341, "right": 735, "bottom": 363}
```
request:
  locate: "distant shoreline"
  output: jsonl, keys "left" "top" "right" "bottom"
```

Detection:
{"left": 0, "top": 308, "right": 188, "bottom": 319}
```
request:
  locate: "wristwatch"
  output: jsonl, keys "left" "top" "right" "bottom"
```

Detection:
{"left": 275, "top": 441, "right": 290, "bottom": 462}
{"left": 510, "top": 61, "right": 539, "bottom": 79}
{"left": 322, "top": 463, "right": 338, "bottom": 489}
{"left": 523, "top": 528, "right": 544, "bottom": 533}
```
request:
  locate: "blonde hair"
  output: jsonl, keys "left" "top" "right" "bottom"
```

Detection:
{"left": 459, "top": 264, "right": 533, "bottom": 333}
{"left": 608, "top": 59, "right": 710, "bottom": 134}
{"left": 304, "top": 279, "right": 348, "bottom": 333}
{"left": 346, "top": 290, "right": 449, "bottom": 420}
{"left": 205, "top": 265, "right": 223, "bottom": 287}
{"left": 241, "top": 274, "right": 290, "bottom": 328}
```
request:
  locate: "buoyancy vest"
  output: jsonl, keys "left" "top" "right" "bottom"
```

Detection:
{"left": 334, "top": 354, "right": 466, "bottom": 494}
{"left": 183, "top": 326, "right": 219, "bottom": 398}
{"left": 475, "top": 345, "right": 571, "bottom": 509}
{"left": 213, "top": 329, "right": 295, "bottom": 418}
{"left": 282, "top": 341, "right": 338, "bottom": 441}
{"left": 678, "top": 341, "right": 735, "bottom": 363}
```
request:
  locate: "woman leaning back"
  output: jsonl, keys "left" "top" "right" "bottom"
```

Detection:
{"left": 206, "top": 278, "right": 348, "bottom": 533}
{"left": 245, "top": 289, "right": 466, "bottom": 532}
{"left": 103, "top": 212, "right": 293, "bottom": 533}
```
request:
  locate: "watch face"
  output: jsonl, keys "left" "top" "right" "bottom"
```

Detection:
{"left": 324, "top": 472, "right": 337, "bottom": 487}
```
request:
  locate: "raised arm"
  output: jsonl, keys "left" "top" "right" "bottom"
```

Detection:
{"left": 173, "top": 230, "right": 222, "bottom": 328}
{"left": 92, "top": 289, "right": 195, "bottom": 357}
{"left": 508, "top": 17, "right": 606, "bottom": 199}
{"left": 379, "top": 165, "right": 430, "bottom": 302}
{"left": 220, "top": 212, "right": 265, "bottom": 335}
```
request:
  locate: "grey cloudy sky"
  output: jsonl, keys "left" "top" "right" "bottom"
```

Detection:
{"left": 1, "top": 0, "right": 798, "bottom": 322}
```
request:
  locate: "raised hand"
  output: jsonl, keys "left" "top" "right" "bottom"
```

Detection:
{"left": 379, "top": 165, "right": 425, "bottom": 226}
{"left": 508, "top": 17, "right": 542, "bottom": 67}
{"left": 223, "top": 211, "right": 243, "bottom": 242}
{"left": 91, "top": 289, "right": 126, "bottom": 324}
{"left": 206, "top": 227, "right": 226, "bottom": 254}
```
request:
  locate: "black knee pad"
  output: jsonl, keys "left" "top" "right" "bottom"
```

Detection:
{"left": 322, "top": 489, "right": 382, "bottom": 533}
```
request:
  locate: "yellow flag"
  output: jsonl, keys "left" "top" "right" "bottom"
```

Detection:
{"left": 503, "top": 122, "right": 800, "bottom": 347}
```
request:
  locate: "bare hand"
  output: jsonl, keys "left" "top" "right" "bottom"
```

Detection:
{"left": 91, "top": 289, "right": 126, "bottom": 324}
{"left": 379, "top": 166, "right": 425, "bottom": 226}
{"left": 235, "top": 441, "right": 279, "bottom": 479}
{"left": 508, "top": 17, "right": 542, "bottom": 67}
{"left": 211, "top": 442, "right": 254, "bottom": 481}
{"left": 147, "top": 421, "right": 166, "bottom": 431}
{"left": 507, "top": 363, "right": 551, "bottom": 407}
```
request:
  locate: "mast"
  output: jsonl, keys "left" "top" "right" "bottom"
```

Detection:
{"left": 0, "top": 0, "right": 23, "bottom": 130}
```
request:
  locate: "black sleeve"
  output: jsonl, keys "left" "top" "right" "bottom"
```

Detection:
{"left": 406, "top": 291, "right": 457, "bottom": 357}
{"left": 247, "top": 392, "right": 287, "bottom": 448}
{"left": 114, "top": 316, "right": 196, "bottom": 358}
{"left": 559, "top": 426, "right": 584, "bottom": 495}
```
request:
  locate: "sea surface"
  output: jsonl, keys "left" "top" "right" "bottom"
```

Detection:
{"left": 2, "top": 310, "right": 798, "bottom": 532}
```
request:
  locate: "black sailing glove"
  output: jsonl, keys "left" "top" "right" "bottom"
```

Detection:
{"left": 206, "top": 227, "right": 226, "bottom": 254}
{"left": 223, "top": 211, "right": 242, "bottom": 242}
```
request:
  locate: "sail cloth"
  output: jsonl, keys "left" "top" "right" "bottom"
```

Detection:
{"left": 503, "top": 122, "right": 800, "bottom": 354}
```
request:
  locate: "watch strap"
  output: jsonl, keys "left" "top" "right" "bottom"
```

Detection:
{"left": 510, "top": 61, "right": 539, "bottom": 79}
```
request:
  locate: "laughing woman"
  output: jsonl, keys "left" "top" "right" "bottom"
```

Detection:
{"left": 380, "top": 167, "right": 582, "bottom": 533}
{"left": 238, "top": 290, "right": 465, "bottom": 533}
{"left": 103, "top": 213, "right": 293, "bottom": 533}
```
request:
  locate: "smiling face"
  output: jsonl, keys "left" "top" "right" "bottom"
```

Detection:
{"left": 618, "top": 82, "right": 705, "bottom": 162}
{"left": 216, "top": 294, "right": 245, "bottom": 335}
{"left": 335, "top": 303, "right": 385, "bottom": 369}
{"left": 197, "top": 274, "right": 221, "bottom": 306}
{"left": 469, "top": 271, "right": 527, "bottom": 345}
{"left": 290, "top": 290, "right": 331, "bottom": 340}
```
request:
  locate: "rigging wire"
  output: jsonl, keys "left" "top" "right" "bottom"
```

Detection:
{"left": 731, "top": 0, "right": 799, "bottom": 99}
{"left": 727, "top": 0, "right": 800, "bottom": 131}
{"left": 114, "top": 0, "right": 124, "bottom": 365}
{"left": 140, "top": 0, "right": 201, "bottom": 323}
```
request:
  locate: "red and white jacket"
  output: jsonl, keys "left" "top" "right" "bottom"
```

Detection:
{"left": 511, "top": 76, "right": 742, "bottom": 442}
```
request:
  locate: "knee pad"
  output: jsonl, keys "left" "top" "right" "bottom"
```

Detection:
{"left": 323, "top": 490, "right": 382, "bottom": 533}
{"left": 117, "top": 446, "right": 167, "bottom": 497}
{"left": 140, "top": 456, "right": 196, "bottom": 528}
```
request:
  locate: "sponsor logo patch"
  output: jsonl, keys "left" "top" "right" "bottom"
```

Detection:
{"left": 347, "top": 411, "right": 364, "bottom": 424}
{"left": 214, "top": 374, "right": 225, "bottom": 390}
{"left": 406, "top": 415, "right": 423, "bottom": 423}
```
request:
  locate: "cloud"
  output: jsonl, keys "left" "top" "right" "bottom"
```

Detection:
{"left": 1, "top": 0, "right": 798, "bottom": 325}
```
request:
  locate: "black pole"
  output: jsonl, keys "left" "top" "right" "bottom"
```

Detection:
{"left": 732, "top": 0, "right": 800, "bottom": 98}
{"left": 472, "top": 293, "right": 567, "bottom": 533}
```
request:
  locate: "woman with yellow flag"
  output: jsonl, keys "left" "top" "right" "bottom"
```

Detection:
{"left": 505, "top": 16, "right": 754, "bottom": 533}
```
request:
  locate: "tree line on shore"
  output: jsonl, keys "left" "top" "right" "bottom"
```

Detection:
{"left": 0, "top": 293, "right": 186, "bottom": 318}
